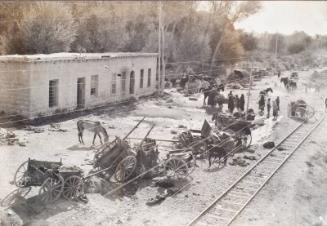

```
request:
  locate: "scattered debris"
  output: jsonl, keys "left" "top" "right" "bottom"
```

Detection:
{"left": 152, "top": 176, "right": 175, "bottom": 188}
{"left": 230, "top": 156, "right": 249, "bottom": 167}
{"left": 189, "top": 97, "right": 198, "bottom": 101}
{"left": 263, "top": 141, "right": 275, "bottom": 149}
{"left": 243, "top": 155, "right": 257, "bottom": 161}
{"left": 48, "top": 123, "right": 68, "bottom": 132}
{"left": 277, "top": 146, "right": 286, "bottom": 151}
{"left": 25, "top": 126, "right": 44, "bottom": 133}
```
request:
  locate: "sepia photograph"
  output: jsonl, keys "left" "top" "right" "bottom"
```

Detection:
{"left": 0, "top": 1, "right": 327, "bottom": 226}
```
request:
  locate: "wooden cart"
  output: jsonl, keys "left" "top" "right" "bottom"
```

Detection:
{"left": 288, "top": 100, "right": 315, "bottom": 122}
{"left": 3, "top": 158, "right": 85, "bottom": 207}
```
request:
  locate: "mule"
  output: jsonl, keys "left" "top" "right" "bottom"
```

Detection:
{"left": 77, "top": 120, "right": 109, "bottom": 145}
{"left": 207, "top": 145, "right": 228, "bottom": 168}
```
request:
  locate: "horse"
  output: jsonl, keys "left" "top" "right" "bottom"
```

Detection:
{"left": 77, "top": 120, "right": 109, "bottom": 145}
{"left": 280, "top": 77, "right": 289, "bottom": 85}
{"left": 207, "top": 145, "right": 228, "bottom": 168}
{"left": 288, "top": 80, "right": 297, "bottom": 91}
{"left": 259, "top": 87, "right": 273, "bottom": 96}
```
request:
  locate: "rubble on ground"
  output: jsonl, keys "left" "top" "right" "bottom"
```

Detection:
{"left": 0, "top": 128, "right": 26, "bottom": 146}
{"left": 263, "top": 141, "right": 275, "bottom": 149}
{"left": 230, "top": 156, "right": 249, "bottom": 167}
{"left": 48, "top": 123, "right": 68, "bottom": 132}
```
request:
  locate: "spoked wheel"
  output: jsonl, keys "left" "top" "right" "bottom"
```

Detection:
{"left": 294, "top": 107, "right": 307, "bottom": 121}
{"left": 1, "top": 187, "right": 31, "bottom": 208}
{"left": 14, "top": 161, "right": 29, "bottom": 187}
{"left": 240, "top": 133, "right": 252, "bottom": 149}
{"left": 39, "top": 175, "right": 64, "bottom": 204}
{"left": 306, "top": 106, "right": 315, "bottom": 120}
{"left": 165, "top": 157, "right": 190, "bottom": 178}
{"left": 63, "top": 176, "right": 84, "bottom": 200}
{"left": 114, "top": 155, "right": 137, "bottom": 182}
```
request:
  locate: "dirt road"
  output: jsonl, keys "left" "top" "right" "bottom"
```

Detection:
{"left": 0, "top": 67, "right": 326, "bottom": 226}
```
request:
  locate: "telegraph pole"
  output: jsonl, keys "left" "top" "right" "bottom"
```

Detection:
{"left": 161, "top": 3, "right": 165, "bottom": 94}
{"left": 275, "top": 34, "right": 278, "bottom": 59}
{"left": 246, "top": 60, "right": 253, "bottom": 114}
{"left": 158, "top": 1, "right": 162, "bottom": 94}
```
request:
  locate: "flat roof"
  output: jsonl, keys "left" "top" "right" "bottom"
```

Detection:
{"left": 0, "top": 52, "right": 158, "bottom": 63}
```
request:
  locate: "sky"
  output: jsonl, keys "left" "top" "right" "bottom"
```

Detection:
{"left": 198, "top": 1, "right": 327, "bottom": 36}
{"left": 236, "top": 1, "right": 327, "bottom": 36}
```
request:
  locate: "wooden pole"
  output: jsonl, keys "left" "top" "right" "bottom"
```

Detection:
{"left": 139, "top": 124, "right": 155, "bottom": 146}
{"left": 246, "top": 61, "right": 253, "bottom": 114}
{"left": 161, "top": 5, "right": 165, "bottom": 94}
{"left": 128, "top": 137, "right": 178, "bottom": 143}
{"left": 158, "top": 1, "right": 162, "bottom": 94}
{"left": 123, "top": 117, "right": 145, "bottom": 140}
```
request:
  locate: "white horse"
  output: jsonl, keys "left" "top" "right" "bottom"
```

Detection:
{"left": 77, "top": 120, "right": 109, "bottom": 145}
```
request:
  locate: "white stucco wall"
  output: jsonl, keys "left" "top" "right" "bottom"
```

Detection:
{"left": 26, "top": 55, "right": 158, "bottom": 118}
{"left": 0, "top": 62, "right": 31, "bottom": 116}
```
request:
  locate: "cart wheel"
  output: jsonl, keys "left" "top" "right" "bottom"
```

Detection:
{"left": 63, "top": 176, "right": 84, "bottom": 200}
{"left": 14, "top": 161, "right": 29, "bottom": 187}
{"left": 114, "top": 155, "right": 137, "bottom": 182}
{"left": 306, "top": 106, "right": 315, "bottom": 120}
{"left": 39, "top": 175, "right": 64, "bottom": 204}
{"left": 165, "top": 157, "right": 189, "bottom": 178}
{"left": 1, "top": 187, "right": 31, "bottom": 208}
{"left": 240, "top": 133, "right": 252, "bottom": 149}
{"left": 295, "top": 107, "right": 307, "bottom": 120}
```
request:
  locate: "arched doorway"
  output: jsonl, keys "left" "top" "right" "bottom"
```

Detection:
{"left": 130, "top": 71, "right": 135, "bottom": 94}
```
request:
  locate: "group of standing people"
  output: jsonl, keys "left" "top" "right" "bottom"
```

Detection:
{"left": 259, "top": 94, "right": 280, "bottom": 120}
{"left": 227, "top": 91, "right": 245, "bottom": 114}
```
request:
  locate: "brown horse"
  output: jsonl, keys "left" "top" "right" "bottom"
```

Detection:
{"left": 77, "top": 120, "right": 109, "bottom": 145}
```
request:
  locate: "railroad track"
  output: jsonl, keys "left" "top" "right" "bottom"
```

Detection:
{"left": 186, "top": 114, "right": 326, "bottom": 226}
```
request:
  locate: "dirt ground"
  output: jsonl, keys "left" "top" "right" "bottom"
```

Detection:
{"left": 0, "top": 67, "right": 327, "bottom": 226}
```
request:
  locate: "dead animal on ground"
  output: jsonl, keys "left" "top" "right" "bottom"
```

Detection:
{"left": 207, "top": 144, "right": 228, "bottom": 168}
{"left": 77, "top": 120, "right": 109, "bottom": 145}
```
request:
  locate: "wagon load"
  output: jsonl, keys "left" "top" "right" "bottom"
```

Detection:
{"left": 288, "top": 99, "right": 315, "bottom": 121}
{"left": 136, "top": 138, "right": 159, "bottom": 172}
{"left": 94, "top": 138, "right": 131, "bottom": 169}
{"left": 92, "top": 118, "right": 146, "bottom": 182}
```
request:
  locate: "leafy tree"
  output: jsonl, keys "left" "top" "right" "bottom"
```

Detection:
{"left": 239, "top": 30, "right": 257, "bottom": 51}
{"left": 20, "top": 2, "right": 76, "bottom": 53}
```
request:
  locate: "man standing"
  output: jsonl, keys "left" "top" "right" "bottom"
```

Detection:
{"left": 267, "top": 98, "right": 271, "bottom": 118}
{"left": 235, "top": 95, "right": 240, "bottom": 112}
{"left": 276, "top": 96, "right": 280, "bottom": 111}
{"left": 272, "top": 100, "right": 278, "bottom": 120}
{"left": 240, "top": 94, "right": 245, "bottom": 112}
{"left": 258, "top": 95, "right": 265, "bottom": 115}
{"left": 228, "top": 93, "right": 235, "bottom": 114}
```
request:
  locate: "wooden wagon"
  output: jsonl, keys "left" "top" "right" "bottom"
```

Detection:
{"left": 288, "top": 100, "right": 315, "bottom": 121}
{"left": 2, "top": 158, "right": 85, "bottom": 207}
{"left": 213, "top": 113, "right": 253, "bottom": 150}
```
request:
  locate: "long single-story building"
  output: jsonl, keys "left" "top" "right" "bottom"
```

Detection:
{"left": 0, "top": 52, "right": 159, "bottom": 119}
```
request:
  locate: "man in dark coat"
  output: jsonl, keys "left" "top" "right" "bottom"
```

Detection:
{"left": 228, "top": 93, "right": 235, "bottom": 114}
{"left": 239, "top": 94, "right": 245, "bottom": 112}
{"left": 267, "top": 98, "right": 271, "bottom": 118}
{"left": 207, "top": 88, "right": 218, "bottom": 108}
{"left": 235, "top": 95, "right": 240, "bottom": 112}
{"left": 258, "top": 94, "right": 265, "bottom": 115}
{"left": 276, "top": 96, "right": 280, "bottom": 111}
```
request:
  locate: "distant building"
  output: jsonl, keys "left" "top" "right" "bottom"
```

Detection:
{"left": 0, "top": 52, "right": 158, "bottom": 118}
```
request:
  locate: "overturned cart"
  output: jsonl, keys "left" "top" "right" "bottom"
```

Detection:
{"left": 93, "top": 117, "right": 148, "bottom": 182}
{"left": 288, "top": 99, "right": 315, "bottom": 121}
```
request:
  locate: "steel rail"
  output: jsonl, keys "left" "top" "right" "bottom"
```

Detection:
{"left": 186, "top": 114, "right": 326, "bottom": 226}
